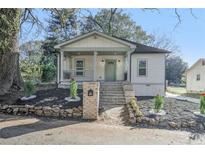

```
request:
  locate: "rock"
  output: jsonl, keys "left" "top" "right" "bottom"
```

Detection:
{"left": 181, "top": 121, "right": 188, "bottom": 128}
{"left": 67, "top": 113, "right": 72, "bottom": 117}
{"left": 73, "top": 107, "right": 80, "bottom": 113}
{"left": 168, "top": 121, "right": 178, "bottom": 129}
{"left": 51, "top": 112, "right": 59, "bottom": 117}
{"left": 43, "top": 106, "right": 52, "bottom": 111}
{"left": 25, "top": 105, "right": 34, "bottom": 109}
{"left": 52, "top": 107, "right": 60, "bottom": 113}
{"left": 141, "top": 117, "right": 150, "bottom": 123}
{"left": 149, "top": 118, "right": 158, "bottom": 125}
{"left": 129, "top": 112, "right": 135, "bottom": 118}
{"left": 13, "top": 108, "right": 19, "bottom": 115}
{"left": 65, "top": 109, "right": 73, "bottom": 114}
{"left": 18, "top": 108, "right": 28, "bottom": 113}
{"left": 35, "top": 106, "right": 42, "bottom": 110}
{"left": 78, "top": 106, "right": 83, "bottom": 111}
{"left": 44, "top": 111, "right": 52, "bottom": 116}
{"left": 59, "top": 110, "right": 67, "bottom": 118}
{"left": 199, "top": 123, "right": 205, "bottom": 131}
{"left": 188, "top": 120, "right": 197, "bottom": 127}
{"left": 35, "top": 110, "right": 43, "bottom": 116}
{"left": 52, "top": 105, "right": 59, "bottom": 108}
{"left": 6, "top": 108, "right": 13, "bottom": 114}
{"left": 29, "top": 108, "right": 36, "bottom": 113}
{"left": 2, "top": 105, "right": 9, "bottom": 110}
{"left": 136, "top": 117, "right": 142, "bottom": 123}
{"left": 73, "top": 112, "right": 82, "bottom": 118}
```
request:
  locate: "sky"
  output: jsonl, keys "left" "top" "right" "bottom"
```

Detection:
{"left": 125, "top": 9, "right": 205, "bottom": 66}
{"left": 22, "top": 8, "right": 205, "bottom": 67}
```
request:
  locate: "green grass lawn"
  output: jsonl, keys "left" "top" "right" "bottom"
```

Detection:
{"left": 167, "top": 86, "right": 201, "bottom": 99}
{"left": 167, "top": 86, "right": 187, "bottom": 94}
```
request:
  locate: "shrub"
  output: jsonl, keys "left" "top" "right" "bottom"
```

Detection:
{"left": 130, "top": 98, "right": 143, "bottom": 117}
{"left": 70, "top": 78, "right": 78, "bottom": 99}
{"left": 154, "top": 95, "right": 164, "bottom": 113}
{"left": 24, "top": 81, "right": 36, "bottom": 97}
{"left": 200, "top": 96, "right": 205, "bottom": 114}
{"left": 41, "top": 56, "right": 56, "bottom": 82}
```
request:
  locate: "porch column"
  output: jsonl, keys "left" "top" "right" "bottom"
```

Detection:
{"left": 127, "top": 52, "right": 131, "bottom": 82}
{"left": 57, "top": 53, "right": 60, "bottom": 83}
{"left": 60, "top": 50, "right": 64, "bottom": 82}
{"left": 93, "top": 51, "right": 97, "bottom": 81}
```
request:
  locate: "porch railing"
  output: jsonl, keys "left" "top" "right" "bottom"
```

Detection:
{"left": 63, "top": 69, "right": 94, "bottom": 81}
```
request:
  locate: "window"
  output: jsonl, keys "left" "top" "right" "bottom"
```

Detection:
{"left": 138, "top": 59, "right": 147, "bottom": 76}
{"left": 75, "top": 59, "right": 84, "bottom": 76}
{"left": 196, "top": 74, "right": 200, "bottom": 81}
{"left": 202, "top": 60, "right": 205, "bottom": 66}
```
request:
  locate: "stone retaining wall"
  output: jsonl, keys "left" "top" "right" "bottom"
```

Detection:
{"left": 122, "top": 81, "right": 135, "bottom": 104}
{"left": 0, "top": 104, "right": 82, "bottom": 119}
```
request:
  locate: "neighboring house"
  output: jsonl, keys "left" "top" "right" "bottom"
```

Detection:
{"left": 186, "top": 58, "right": 205, "bottom": 92}
{"left": 54, "top": 31, "right": 169, "bottom": 96}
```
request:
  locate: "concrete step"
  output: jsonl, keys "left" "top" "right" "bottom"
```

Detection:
{"left": 100, "top": 82, "right": 123, "bottom": 85}
{"left": 100, "top": 90, "right": 124, "bottom": 94}
{"left": 100, "top": 88, "right": 123, "bottom": 91}
{"left": 100, "top": 93, "right": 124, "bottom": 97}
{"left": 100, "top": 85, "right": 122, "bottom": 87}
{"left": 100, "top": 98, "right": 125, "bottom": 102}
{"left": 100, "top": 96, "right": 125, "bottom": 99}
{"left": 100, "top": 101, "right": 125, "bottom": 105}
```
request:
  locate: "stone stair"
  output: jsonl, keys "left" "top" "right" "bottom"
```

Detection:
{"left": 100, "top": 82, "right": 126, "bottom": 106}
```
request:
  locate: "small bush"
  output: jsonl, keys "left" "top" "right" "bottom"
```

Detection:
{"left": 130, "top": 98, "right": 143, "bottom": 117}
{"left": 200, "top": 96, "right": 205, "bottom": 114}
{"left": 154, "top": 95, "right": 164, "bottom": 113}
{"left": 24, "top": 81, "right": 36, "bottom": 97}
{"left": 70, "top": 78, "right": 78, "bottom": 98}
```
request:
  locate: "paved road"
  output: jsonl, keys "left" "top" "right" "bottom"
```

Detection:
{"left": 166, "top": 92, "right": 200, "bottom": 104}
{"left": 0, "top": 114, "right": 205, "bottom": 145}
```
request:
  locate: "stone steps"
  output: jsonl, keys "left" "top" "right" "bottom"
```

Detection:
{"left": 100, "top": 82, "right": 126, "bottom": 106}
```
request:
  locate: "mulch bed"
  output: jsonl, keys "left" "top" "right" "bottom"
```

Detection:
{"left": 136, "top": 97, "right": 205, "bottom": 133}
{"left": 1, "top": 88, "right": 83, "bottom": 109}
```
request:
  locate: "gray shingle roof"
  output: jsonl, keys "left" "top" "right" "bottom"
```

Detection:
{"left": 113, "top": 36, "right": 171, "bottom": 54}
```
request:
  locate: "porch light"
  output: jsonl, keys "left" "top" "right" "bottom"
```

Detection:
{"left": 118, "top": 59, "right": 121, "bottom": 62}
{"left": 101, "top": 59, "right": 105, "bottom": 62}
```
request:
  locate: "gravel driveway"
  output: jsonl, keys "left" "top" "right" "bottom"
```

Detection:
{"left": 1, "top": 114, "right": 205, "bottom": 144}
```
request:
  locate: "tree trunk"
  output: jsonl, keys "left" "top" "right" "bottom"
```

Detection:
{"left": 0, "top": 9, "right": 23, "bottom": 96}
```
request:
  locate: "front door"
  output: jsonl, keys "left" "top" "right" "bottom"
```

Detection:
{"left": 105, "top": 59, "right": 116, "bottom": 81}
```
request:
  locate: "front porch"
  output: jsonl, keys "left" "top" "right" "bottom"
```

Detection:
{"left": 57, "top": 50, "right": 130, "bottom": 87}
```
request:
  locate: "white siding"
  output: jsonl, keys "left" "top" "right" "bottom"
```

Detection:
{"left": 186, "top": 60, "right": 205, "bottom": 92}
{"left": 63, "top": 34, "right": 128, "bottom": 48}
{"left": 131, "top": 53, "right": 166, "bottom": 96}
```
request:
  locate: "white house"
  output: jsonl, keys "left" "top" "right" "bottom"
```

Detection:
{"left": 54, "top": 31, "right": 169, "bottom": 96}
{"left": 186, "top": 58, "right": 205, "bottom": 92}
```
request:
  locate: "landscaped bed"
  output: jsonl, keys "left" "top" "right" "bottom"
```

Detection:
{"left": 0, "top": 88, "right": 83, "bottom": 119}
{"left": 127, "top": 97, "right": 205, "bottom": 133}
{"left": 16, "top": 88, "right": 83, "bottom": 108}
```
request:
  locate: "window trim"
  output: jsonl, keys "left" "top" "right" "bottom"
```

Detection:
{"left": 196, "top": 74, "right": 200, "bottom": 81}
{"left": 137, "top": 58, "right": 148, "bottom": 77}
{"left": 74, "top": 58, "right": 85, "bottom": 77}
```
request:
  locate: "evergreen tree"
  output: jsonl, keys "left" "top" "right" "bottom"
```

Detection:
{"left": 41, "top": 9, "right": 77, "bottom": 82}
